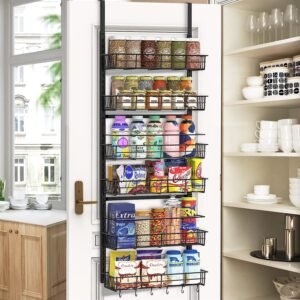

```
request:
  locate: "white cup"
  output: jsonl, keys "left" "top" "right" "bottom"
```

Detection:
{"left": 280, "top": 125, "right": 292, "bottom": 140}
{"left": 290, "top": 178, "right": 300, "bottom": 184}
{"left": 292, "top": 125, "right": 300, "bottom": 140}
{"left": 278, "top": 119, "right": 298, "bottom": 126}
{"left": 280, "top": 141, "right": 293, "bottom": 153}
{"left": 256, "top": 121, "right": 278, "bottom": 130}
{"left": 254, "top": 185, "right": 270, "bottom": 196}
{"left": 35, "top": 194, "right": 49, "bottom": 205}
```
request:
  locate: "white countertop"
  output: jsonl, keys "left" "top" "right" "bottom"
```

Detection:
{"left": 0, "top": 209, "right": 66, "bottom": 227}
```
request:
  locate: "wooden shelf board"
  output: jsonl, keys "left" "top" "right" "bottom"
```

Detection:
{"left": 223, "top": 201, "right": 300, "bottom": 215}
{"left": 224, "top": 152, "right": 300, "bottom": 158}
{"left": 224, "top": 37, "right": 300, "bottom": 59}
{"left": 223, "top": 249, "right": 300, "bottom": 273}
{"left": 225, "top": 96, "right": 300, "bottom": 108}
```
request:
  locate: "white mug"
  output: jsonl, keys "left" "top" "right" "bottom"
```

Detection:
{"left": 280, "top": 125, "right": 293, "bottom": 140}
{"left": 254, "top": 185, "right": 270, "bottom": 196}
{"left": 256, "top": 121, "right": 278, "bottom": 130}
{"left": 278, "top": 119, "right": 298, "bottom": 126}
{"left": 292, "top": 125, "right": 300, "bottom": 140}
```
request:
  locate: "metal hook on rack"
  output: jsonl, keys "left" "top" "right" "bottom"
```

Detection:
{"left": 150, "top": 288, "right": 154, "bottom": 296}
{"left": 196, "top": 285, "right": 200, "bottom": 294}
{"left": 166, "top": 287, "right": 169, "bottom": 295}
{"left": 181, "top": 286, "right": 185, "bottom": 294}
{"left": 119, "top": 290, "right": 122, "bottom": 298}
{"left": 135, "top": 289, "right": 138, "bottom": 297}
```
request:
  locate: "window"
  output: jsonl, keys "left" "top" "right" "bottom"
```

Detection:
{"left": 43, "top": 106, "right": 56, "bottom": 134}
{"left": 14, "top": 14, "right": 24, "bottom": 33}
{"left": 15, "top": 106, "right": 25, "bottom": 134}
{"left": 15, "top": 158, "right": 25, "bottom": 184}
{"left": 44, "top": 158, "right": 56, "bottom": 184}
{"left": 15, "top": 66, "right": 24, "bottom": 85}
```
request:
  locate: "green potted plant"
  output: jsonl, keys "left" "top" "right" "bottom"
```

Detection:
{"left": 0, "top": 180, "right": 5, "bottom": 201}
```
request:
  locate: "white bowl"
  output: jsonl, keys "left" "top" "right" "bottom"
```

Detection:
{"left": 9, "top": 196, "right": 28, "bottom": 206}
{"left": 246, "top": 76, "right": 263, "bottom": 87}
{"left": 242, "top": 86, "right": 264, "bottom": 100}
{"left": 35, "top": 194, "right": 49, "bottom": 205}
{"left": 290, "top": 178, "right": 300, "bottom": 184}
{"left": 290, "top": 196, "right": 300, "bottom": 208}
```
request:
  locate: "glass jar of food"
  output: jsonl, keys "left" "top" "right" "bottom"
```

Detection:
{"left": 108, "top": 37, "right": 126, "bottom": 68}
{"left": 156, "top": 40, "right": 172, "bottom": 69}
{"left": 141, "top": 40, "right": 157, "bottom": 69}
{"left": 138, "top": 76, "right": 153, "bottom": 90}
{"left": 150, "top": 208, "right": 166, "bottom": 246}
{"left": 185, "top": 91, "right": 198, "bottom": 109}
{"left": 146, "top": 90, "right": 160, "bottom": 110}
{"left": 171, "top": 40, "right": 186, "bottom": 69}
{"left": 186, "top": 39, "right": 201, "bottom": 70}
{"left": 133, "top": 90, "right": 146, "bottom": 110}
{"left": 180, "top": 77, "right": 193, "bottom": 91}
{"left": 125, "top": 76, "right": 139, "bottom": 91}
{"left": 111, "top": 76, "right": 125, "bottom": 109}
{"left": 172, "top": 90, "right": 185, "bottom": 110}
{"left": 153, "top": 76, "right": 167, "bottom": 91}
{"left": 160, "top": 90, "right": 172, "bottom": 110}
{"left": 136, "top": 210, "right": 151, "bottom": 247}
{"left": 117, "top": 89, "right": 133, "bottom": 110}
{"left": 167, "top": 76, "right": 180, "bottom": 91}
{"left": 126, "top": 37, "right": 141, "bottom": 68}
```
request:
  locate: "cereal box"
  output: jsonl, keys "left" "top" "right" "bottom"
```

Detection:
{"left": 168, "top": 166, "right": 192, "bottom": 193}
{"left": 109, "top": 250, "right": 136, "bottom": 277}
{"left": 141, "top": 259, "right": 167, "bottom": 287}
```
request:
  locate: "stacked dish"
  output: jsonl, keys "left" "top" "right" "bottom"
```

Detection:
{"left": 256, "top": 121, "right": 279, "bottom": 153}
{"left": 245, "top": 185, "right": 281, "bottom": 204}
{"left": 0, "top": 201, "right": 10, "bottom": 212}
{"left": 31, "top": 194, "right": 52, "bottom": 210}
{"left": 289, "top": 178, "right": 300, "bottom": 208}
{"left": 240, "top": 143, "right": 258, "bottom": 153}
{"left": 10, "top": 196, "right": 29, "bottom": 210}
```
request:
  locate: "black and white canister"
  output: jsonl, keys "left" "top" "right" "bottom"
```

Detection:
{"left": 287, "top": 77, "right": 300, "bottom": 96}
{"left": 263, "top": 67, "right": 289, "bottom": 97}
{"left": 293, "top": 55, "right": 300, "bottom": 77}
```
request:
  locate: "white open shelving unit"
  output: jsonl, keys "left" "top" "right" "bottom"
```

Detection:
{"left": 222, "top": 0, "right": 300, "bottom": 299}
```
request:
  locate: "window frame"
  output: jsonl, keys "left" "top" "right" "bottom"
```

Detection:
{"left": 6, "top": 0, "right": 66, "bottom": 209}
{"left": 14, "top": 156, "right": 26, "bottom": 185}
{"left": 43, "top": 156, "right": 56, "bottom": 185}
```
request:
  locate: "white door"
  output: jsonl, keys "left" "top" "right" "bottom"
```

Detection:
{"left": 66, "top": 1, "right": 221, "bottom": 300}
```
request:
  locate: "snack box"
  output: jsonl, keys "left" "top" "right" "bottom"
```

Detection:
{"left": 112, "top": 260, "right": 141, "bottom": 290}
{"left": 149, "top": 175, "right": 168, "bottom": 193}
{"left": 141, "top": 259, "right": 167, "bottom": 287}
{"left": 109, "top": 250, "right": 136, "bottom": 277}
{"left": 168, "top": 166, "right": 192, "bottom": 193}
{"left": 107, "top": 203, "right": 136, "bottom": 249}
{"left": 108, "top": 165, "right": 147, "bottom": 194}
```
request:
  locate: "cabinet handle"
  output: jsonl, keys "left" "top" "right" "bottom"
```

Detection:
{"left": 75, "top": 181, "right": 97, "bottom": 215}
{"left": 9, "top": 229, "right": 13, "bottom": 233}
{"left": 15, "top": 230, "right": 19, "bottom": 234}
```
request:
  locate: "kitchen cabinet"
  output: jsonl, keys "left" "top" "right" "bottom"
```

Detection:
{"left": 0, "top": 219, "right": 66, "bottom": 300}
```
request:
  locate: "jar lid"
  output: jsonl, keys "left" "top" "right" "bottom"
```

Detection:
{"left": 126, "top": 76, "right": 139, "bottom": 80}
{"left": 166, "top": 115, "right": 176, "bottom": 120}
{"left": 120, "top": 89, "right": 132, "bottom": 93}
{"left": 115, "top": 115, "right": 126, "bottom": 121}
{"left": 181, "top": 197, "right": 197, "bottom": 201}
{"left": 187, "top": 38, "right": 200, "bottom": 42}
{"left": 159, "top": 90, "right": 172, "bottom": 93}
{"left": 149, "top": 115, "right": 161, "bottom": 121}
{"left": 136, "top": 210, "right": 151, "bottom": 217}
{"left": 167, "top": 76, "right": 180, "bottom": 81}
{"left": 139, "top": 76, "right": 153, "bottom": 80}
{"left": 154, "top": 76, "right": 166, "bottom": 80}
{"left": 112, "top": 76, "right": 125, "bottom": 80}
{"left": 180, "top": 76, "right": 192, "bottom": 81}
{"left": 173, "top": 90, "right": 185, "bottom": 93}
{"left": 166, "top": 250, "right": 181, "bottom": 255}
{"left": 183, "top": 249, "right": 198, "bottom": 254}
{"left": 132, "top": 116, "right": 144, "bottom": 120}
{"left": 134, "top": 90, "right": 146, "bottom": 94}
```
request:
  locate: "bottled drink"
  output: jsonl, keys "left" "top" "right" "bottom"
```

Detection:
{"left": 111, "top": 116, "right": 129, "bottom": 158}
{"left": 163, "top": 115, "right": 179, "bottom": 158}
{"left": 129, "top": 116, "right": 147, "bottom": 159}
{"left": 180, "top": 115, "right": 196, "bottom": 157}
{"left": 147, "top": 115, "right": 163, "bottom": 158}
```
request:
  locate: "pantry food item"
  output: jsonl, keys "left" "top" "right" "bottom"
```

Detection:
{"left": 150, "top": 208, "right": 166, "bottom": 246}
{"left": 172, "top": 90, "right": 185, "bottom": 110}
{"left": 141, "top": 259, "right": 167, "bottom": 287}
{"left": 183, "top": 249, "right": 201, "bottom": 284}
{"left": 126, "top": 38, "right": 141, "bottom": 68}
{"left": 163, "top": 115, "right": 180, "bottom": 158}
{"left": 108, "top": 37, "right": 126, "bottom": 68}
{"left": 181, "top": 197, "right": 197, "bottom": 244}
{"left": 146, "top": 90, "right": 160, "bottom": 110}
{"left": 133, "top": 90, "right": 146, "bottom": 110}
{"left": 160, "top": 90, "right": 172, "bottom": 110}
{"left": 117, "top": 90, "right": 132, "bottom": 110}
{"left": 107, "top": 203, "right": 136, "bottom": 249}
{"left": 138, "top": 76, "right": 153, "bottom": 90}
{"left": 125, "top": 76, "right": 139, "bottom": 91}
{"left": 113, "top": 260, "right": 141, "bottom": 289}
{"left": 185, "top": 91, "right": 198, "bottom": 109}
{"left": 147, "top": 116, "right": 163, "bottom": 159}
{"left": 149, "top": 175, "right": 168, "bottom": 193}
{"left": 165, "top": 158, "right": 186, "bottom": 168}
{"left": 187, "top": 158, "right": 203, "bottom": 191}
{"left": 153, "top": 161, "right": 164, "bottom": 176}
{"left": 136, "top": 249, "right": 163, "bottom": 260}
{"left": 186, "top": 40, "right": 201, "bottom": 70}
{"left": 166, "top": 250, "right": 184, "bottom": 285}
{"left": 109, "top": 250, "right": 136, "bottom": 276}
{"left": 180, "top": 77, "right": 193, "bottom": 91}
{"left": 171, "top": 40, "right": 186, "bottom": 69}
{"left": 156, "top": 40, "right": 172, "bottom": 69}
{"left": 141, "top": 40, "right": 157, "bottom": 68}
{"left": 167, "top": 76, "right": 180, "bottom": 91}
{"left": 168, "top": 166, "right": 192, "bottom": 193}
{"left": 110, "top": 165, "right": 147, "bottom": 194}
{"left": 111, "top": 76, "right": 125, "bottom": 96}
{"left": 136, "top": 210, "right": 151, "bottom": 247}
{"left": 111, "top": 116, "right": 129, "bottom": 158}
{"left": 180, "top": 115, "right": 196, "bottom": 157}
{"left": 129, "top": 116, "right": 147, "bottom": 159}
{"left": 153, "top": 76, "right": 167, "bottom": 90}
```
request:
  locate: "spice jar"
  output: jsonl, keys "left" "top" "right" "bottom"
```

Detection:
{"left": 138, "top": 76, "right": 153, "bottom": 90}
{"left": 185, "top": 91, "right": 198, "bottom": 109}
{"left": 153, "top": 76, "right": 167, "bottom": 90}
{"left": 146, "top": 90, "right": 160, "bottom": 110}
{"left": 151, "top": 208, "right": 166, "bottom": 246}
{"left": 186, "top": 39, "right": 201, "bottom": 70}
{"left": 125, "top": 76, "right": 139, "bottom": 91}
{"left": 141, "top": 40, "right": 157, "bottom": 69}
{"left": 167, "top": 76, "right": 180, "bottom": 91}
{"left": 108, "top": 37, "right": 126, "bottom": 68}
{"left": 126, "top": 37, "right": 141, "bottom": 68}
{"left": 172, "top": 90, "right": 185, "bottom": 110}
{"left": 180, "top": 77, "right": 193, "bottom": 91}
{"left": 136, "top": 210, "right": 151, "bottom": 247}
{"left": 156, "top": 40, "right": 172, "bottom": 69}
{"left": 111, "top": 76, "right": 125, "bottom": 109}
{"left": 117, "top": 89, "right": 133, "bottom": 110}
{"left": 160, "top": 90, "right": 172, "bottom": 110}
{"left": 171, "top": 40, "right": 186, "bottom": 69}
{"left": 133, "top": 90, "right": 146, "bottom": 110}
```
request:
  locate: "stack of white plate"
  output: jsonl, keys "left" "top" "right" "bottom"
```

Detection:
{"left": 10, "top": 196, "right": 29, "bottom": 210}
{"left": 240, "top": 143, "right": 258, "bottom": 153}
{"left": 245, "top": 194, "right": 281, "bottom": 204}
{"left": 289, "top": 178, "right": 300, "bottom": 208}
{"left": 0, "top": 201, "right": 10, "bottom": 212}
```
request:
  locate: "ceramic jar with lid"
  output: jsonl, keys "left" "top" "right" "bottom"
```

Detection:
{"left": 126, "top": 37, "right": 141, "bottom": 68}
{"left": 167, "top": 76, "right": 180, "bottom": 91}
{"left": 138, "top": 76, "right": 153, "bottom": 90}
{"left": 180, "top": 77, "right": 193, "bottom": 91}
{"left": 186, "top": 39, "right": 201, "bottom": 70}
{"left": 156, "top": 40, "right": 172, "bottom": 69}
{"left": 108, "top": 36, "right": 126, "bottom": 68}
{"left": 171, "top": 39, "right": 186, "bottom": 69}
{"left": 153, "top": 76, "right": 167, "bottom": 90}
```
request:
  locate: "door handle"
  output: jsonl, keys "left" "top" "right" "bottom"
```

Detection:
{"left": 75, "top": 181, "right": 97, "bottom": 215}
